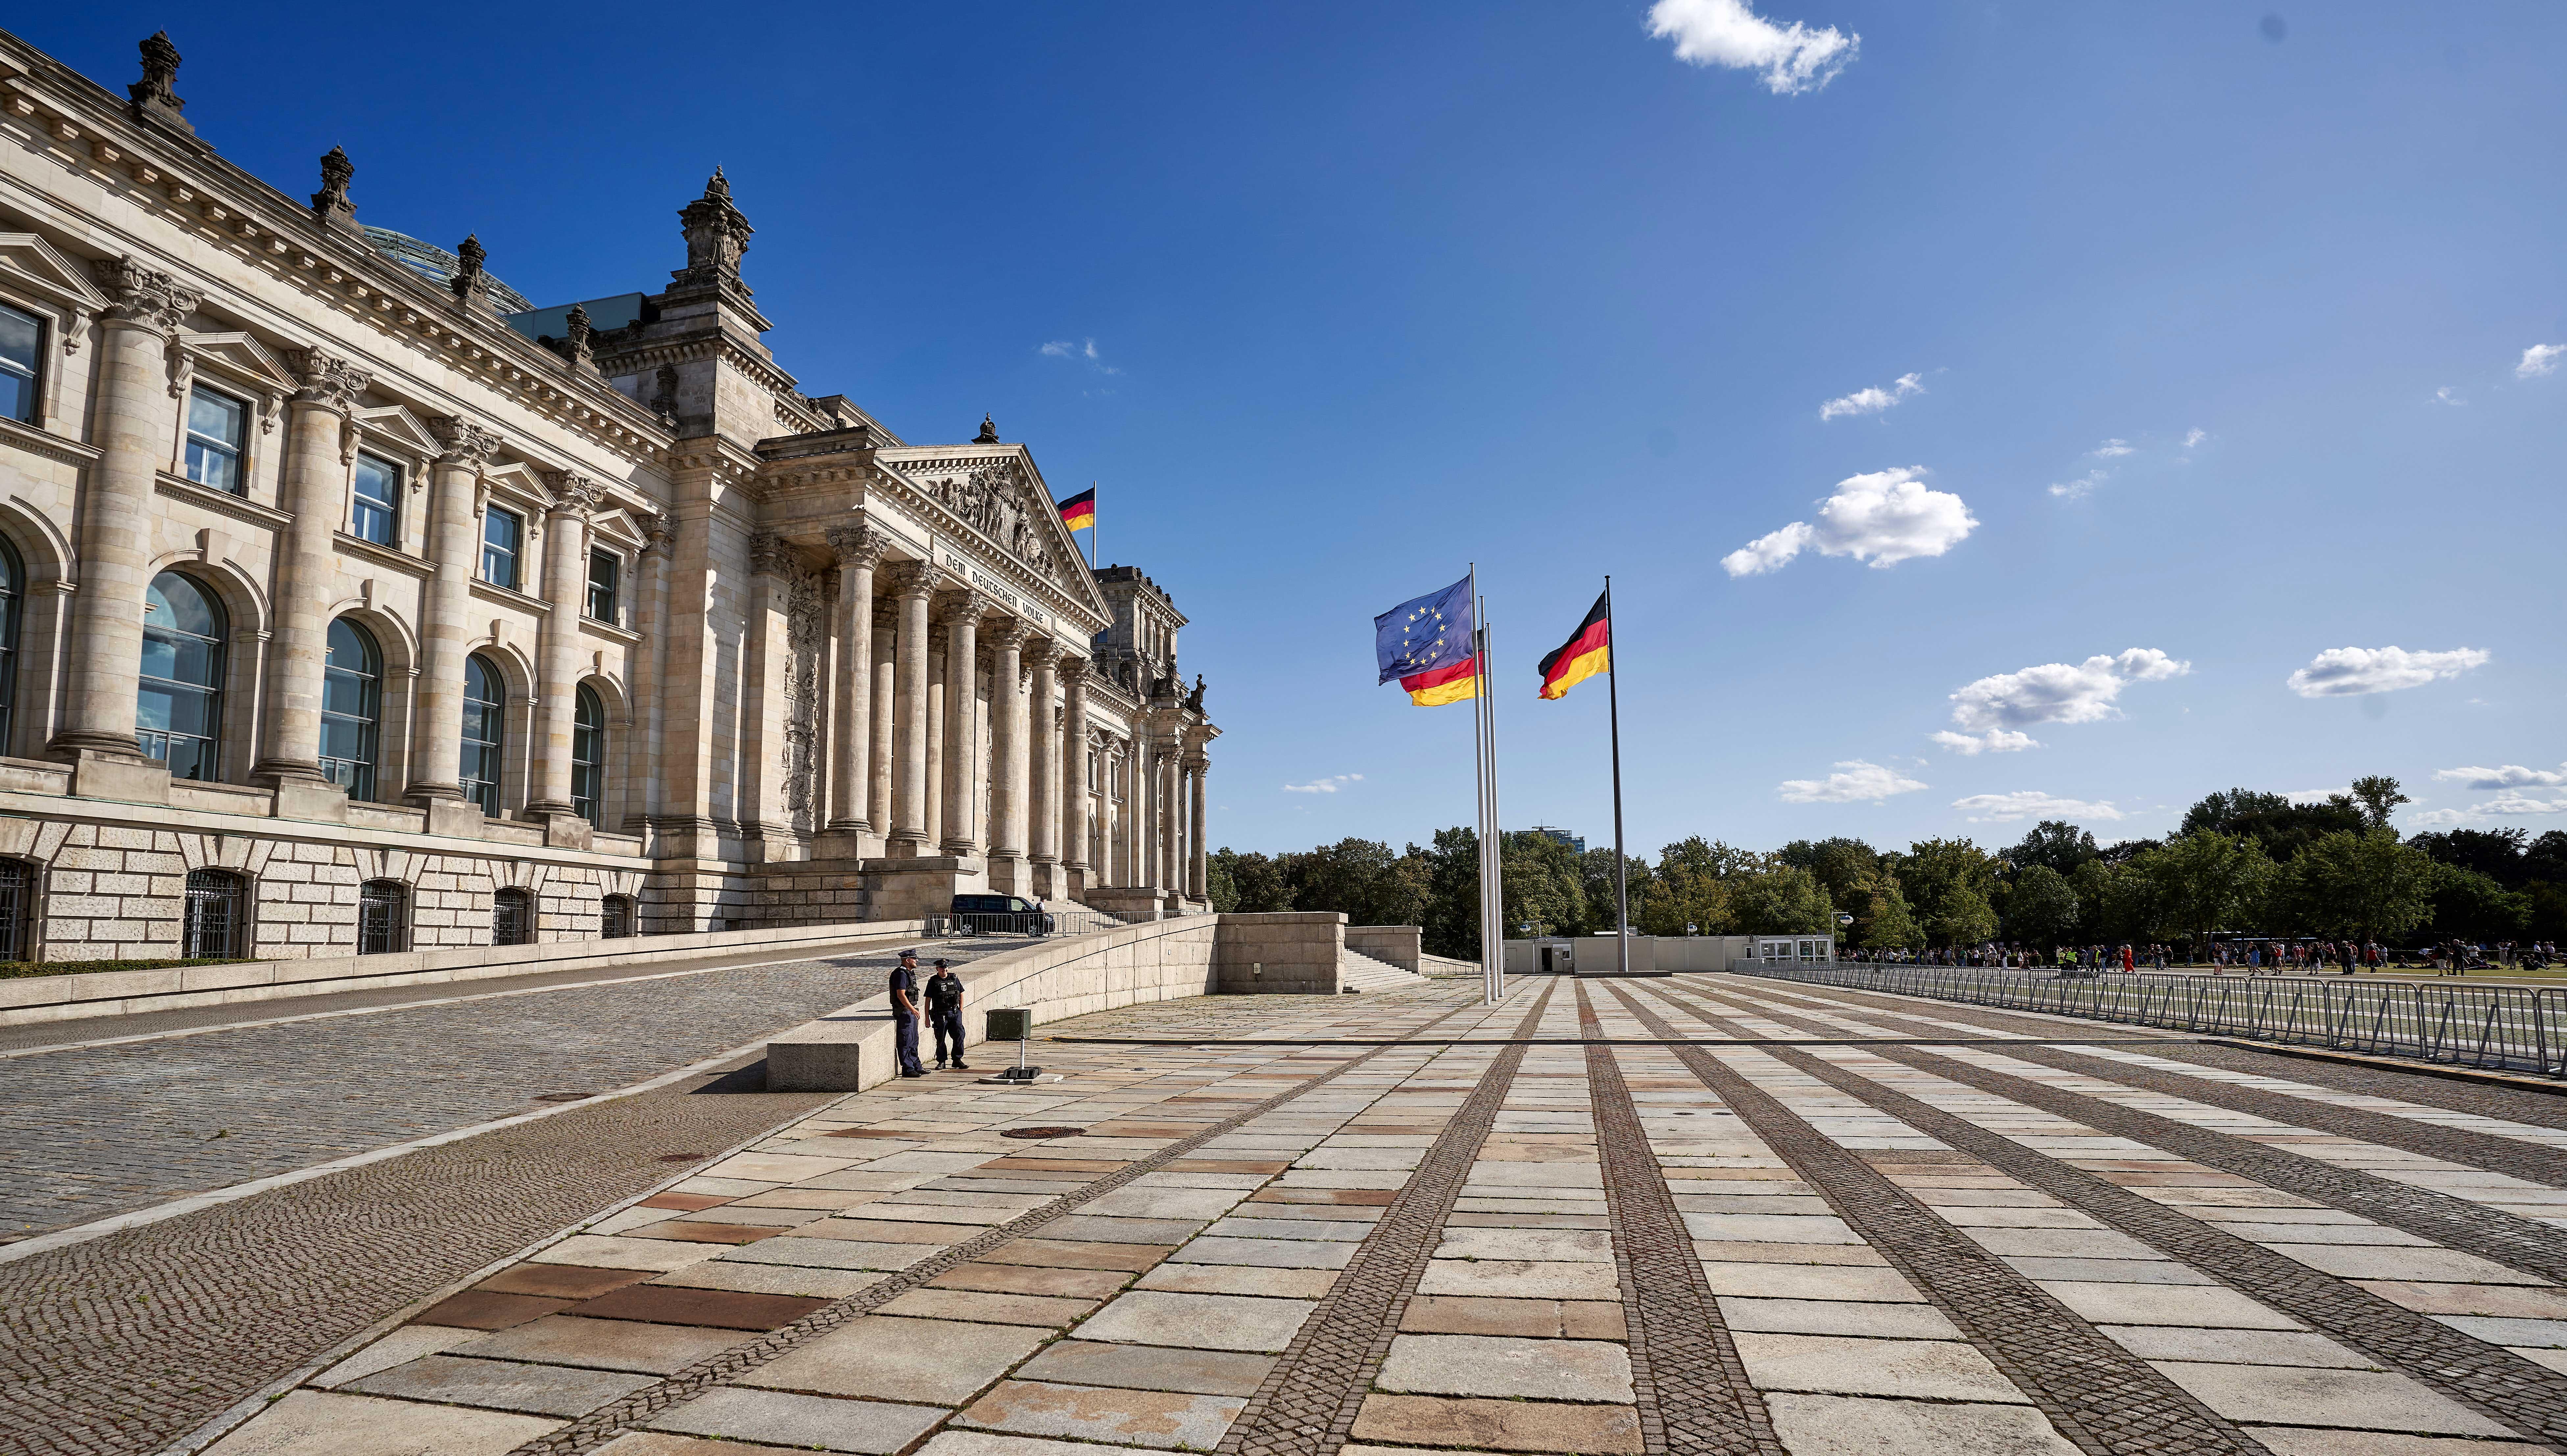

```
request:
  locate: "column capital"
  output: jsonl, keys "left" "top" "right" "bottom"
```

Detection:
{"left": 428, "top": 417, "right": 503, "bottom": 468}
{"left": 1024, "top": 638, "right": 1063, "bottom": 668}
{"left": 825, "top": 522, "right": 893, "bottom": 571}
{"left": 937, "top": 589, "right": 989, "bottom": 627}
{"left": 284, "top": 347, "right": 368, "bottom": 414}
{"left": 641, "top": 511, "right": 675, "bottom": 552}
{"left": 543, "top": 470, "right": 606, "bottom": 520}
{"left": 987, "top": 618, "right": 1033, "bottom": 651}
{"left": 1182, "top": 752, "right": 1209, "bottom": 773}
{"left": 92, "top": 256, "right": 199, "bottom": 331}
{"left": 1056, "top": 654, "right": 1089, "bottom": 687}
{"left": 884, "top": 558, "right": 938, "bottom": 600}
{"left": 749, "top": 531, "right": 796, "bottom": 578}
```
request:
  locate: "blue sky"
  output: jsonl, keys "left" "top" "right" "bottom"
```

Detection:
{"left": 34, "top": 4, "right": 2565, "bottom": 856}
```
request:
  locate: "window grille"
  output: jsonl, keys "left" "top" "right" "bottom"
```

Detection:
{"left": 0, "top": 859, "right": 30, "bottom": 962}
{"left": 183, "top": 869, "right": 247, "bottom": 959}
{"left": 493, "top": 886, "right": 534, "bottom": 946}
{"left": 358, "top": 879, "right": 406, "bottom": 955}
{"left": 601, "top": 895, "right": 634, "bottom": 939}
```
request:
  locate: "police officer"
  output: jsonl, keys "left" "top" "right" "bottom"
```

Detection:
{"left": 925, "top": 958, "right": 968, "bottom": 1071}
{"left": 888, "top": 949, "right": 927, "bottom": 1078}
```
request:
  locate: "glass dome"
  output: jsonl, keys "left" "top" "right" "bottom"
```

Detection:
{"left": 361, "top": 227, "right": 535, "bottom": 314}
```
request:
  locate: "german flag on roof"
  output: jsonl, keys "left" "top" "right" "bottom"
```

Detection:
{"left": 1537, "top": 590, "right": 1610, "bottom": 699}
{"left": 1057, "top": 487, "right": 1096, "bottom": 532}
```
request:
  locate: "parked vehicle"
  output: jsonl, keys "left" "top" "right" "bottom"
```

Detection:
{"left": 942, "top": 894, "right": 1057, "bottom": 937}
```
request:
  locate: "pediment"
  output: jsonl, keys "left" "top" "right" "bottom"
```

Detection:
{"left": 350, "top": 404, "right": 443, "bottom": 458}
{"left": 878, "top": 443, "right": 1105, "bottom": 619}
{"left": 0, "top": 232, "right": 107, "bottom": 311}
{"left": 179, "top": 331, "right": 299, "bottom": 393}
{"left": 479, "top": 460, "right": 552, "bottom": 512}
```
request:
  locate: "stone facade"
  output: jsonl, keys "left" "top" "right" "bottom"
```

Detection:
{"left": 0, "top": 33, "right": 1215, "bottom": 962}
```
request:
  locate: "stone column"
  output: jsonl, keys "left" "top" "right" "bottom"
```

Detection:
{"left": 1187, "top": 753, "right": 1209, "bottom": 900}
{"left": 937, "top": 591, "right": 985, "bottom": 857}
{"left": 55, "top": 260, "right": 199, "bottom": 784}
{"left": 884, "top": 561, "right": 935, "bottom": 857}
{"left": 1058, "top": 657, "right": 1089, "bottom": 895}
{"left": 1156, "top": 750, "right": 1179, "bottom": 891}
{"left": 985, "top": 620, "right": 1030, "bottom": 890}
{"left": 407, "top": 420, "right": 500, "bottom": 819}
{"left": 823, "top": 524, "right": 887, "bottom": 839}
{"left": 737, "top": 532, "right": 790, "bottom": 841}
{"left": 628, "top": 513, "right": 672, "bottom": 834}
{"left": 869, "top": 621, "right": 895, "bottom": 840}
{"left": 251, "top": 348, "right": 369, "bottom": 809}
{"left": 1026, "top": 641, "right": 1059, "bottom": 897}
{"left": 523, "top": 473, "right": 604, "bottom": 824}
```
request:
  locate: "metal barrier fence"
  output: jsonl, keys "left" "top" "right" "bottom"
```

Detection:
{"left": 922, "top": 905, "right": 1160, "bottom": 940}
{"left": 1737, "top": 960, "right": 2567, "bottom": 1078}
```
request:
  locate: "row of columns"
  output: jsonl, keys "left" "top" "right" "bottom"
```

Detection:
{"left": 58, "top": 256, "right": 612, "bottom": 829}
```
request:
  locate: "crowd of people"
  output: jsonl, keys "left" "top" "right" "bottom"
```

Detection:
{"left": 1838, "top": 938, "right": 2561, "bottom": 976}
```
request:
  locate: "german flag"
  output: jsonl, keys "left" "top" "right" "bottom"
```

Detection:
{"left": 1538, "top": 590, "right": 1610, "bottom": 699}
{"left": 1400, "top": 656, "right": 1480, "bottom": 706}
{"left": 1058, "top": 487, "right": 1096, "bottom": 532}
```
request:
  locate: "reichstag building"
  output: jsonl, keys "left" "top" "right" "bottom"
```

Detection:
{"left": 0, "top": 29, "right": 1217, "bottom": 962}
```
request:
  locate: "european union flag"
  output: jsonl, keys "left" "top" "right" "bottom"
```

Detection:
{"left": 1374, "top": 576, "right": 1475, "bottom": 685}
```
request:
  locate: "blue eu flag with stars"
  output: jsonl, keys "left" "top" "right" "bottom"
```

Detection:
{"left": 1374, "top": 576, "right": 1475, "bottom": 685}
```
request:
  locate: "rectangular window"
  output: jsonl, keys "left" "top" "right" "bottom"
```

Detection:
{"left": 0, "top": 302, "right": 39, "bottom": 424}
{"left": 184, "top": 386, "right": 248, "bottom": 495}
{"left": 481, "top": 507, "right": 522, "bottom": 589}
{"left": 586, "top": 548, "right": 620, "bottom": 623}
{"left": 351, "top": 453, "right": 400, "bottom": 546}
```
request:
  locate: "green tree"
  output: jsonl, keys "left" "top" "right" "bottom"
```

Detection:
{"left": 1286, "top": 839, "right": 1428, "bottom": 927}
{"left": 1502, "top": 830, "right": 1590, "bottom": 938}
{"left": 2004, "top": 821, "right": 2099, "bottom": 877}
{"left": 1729, "top": 862, "right": 1835, "bottom": 934}
{"left": 1209, "top": 849, "right": 1293, "bottom": 914}
{"left": 2180, "top": 788, "right": 2361, "bottom": 861}
{"left": 1417, "top": 827, "right": 1481, "bottom": 960}
{"left": 1637, "top": 836, "right": 1751, "bottom": 935}
{"left": 2281, "top": 829, "right": 2437, "bottom": 944}
{"left": 1898, "top": 839, "right": 2001, "bottom": 946}
{"left": 2137, "top": 830, "right": 2278, "bottom": 959}
{"left": 2347, "top": 775, "right": 2410, "bottom": 833}
{"left": 2428, "top": 863, "right": 2530, "bottom": 943}
{"left": 1778, "top": 837, "right": 1882, "bottom": 909}
{"left": 1859, "top": 870, "right": 1924, "bottom": 951}
{"left": 2002, "top": 863, "right": 2081, "bottom": 950}
{"left": 1577, "top": 847, "right": 1653, "bottom": 935}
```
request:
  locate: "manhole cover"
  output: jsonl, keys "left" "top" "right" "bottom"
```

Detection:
{"left": 1000, "top": 1126, "right": 1085, "bottom": 1140}
{"left": 531, "top": 1091, "right": 592, "bottom": 1103}
{"left": 658, "top": 1153, "right": 710, "bottom": 1163}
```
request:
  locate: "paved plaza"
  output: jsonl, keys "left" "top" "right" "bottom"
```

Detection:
{"left": 12, "top": 971, "right": 2567, "bottom": 1456}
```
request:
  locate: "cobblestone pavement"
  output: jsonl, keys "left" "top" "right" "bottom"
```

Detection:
{"left": 52, "top": 968, "right": 2567, "bottom": 1456}
{"left": 0, "top": 941, "right": 987, "bottom": 1241}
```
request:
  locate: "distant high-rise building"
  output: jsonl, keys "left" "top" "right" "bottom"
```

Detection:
{"left": 1523, "top": 826, "right": 1586, "bottom": 855}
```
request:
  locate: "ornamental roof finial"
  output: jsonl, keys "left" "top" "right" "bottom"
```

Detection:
{"left": 975, "top": 413, "right": 1000, "bottom": 445}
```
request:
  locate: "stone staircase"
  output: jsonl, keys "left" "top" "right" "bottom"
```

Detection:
{"left": 1337, "top": 945, "right": 1435, "bottom": 994}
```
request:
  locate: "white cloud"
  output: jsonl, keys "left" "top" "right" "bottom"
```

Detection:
{"left": 2183, "top": 428, "right": 2208, "bottom": 448}
{"left": 1282, "top": 773, "right": 1363, "bottom": 794}
{"left": 2434, "top": 762, "right": 2567, "bottom": 790}
{"left": 2284, "top": 788, "right": 2350, "bottom": 806}
{"left": 1039, "top": 337, "right": 1120, "bottom": 375}
{"left": 2518, "top": 343, "right": 2564, "bottom": 379}
{"left": 2286, "top": 645, "right": 2489, "bottom": 698}
{"left": 2434, "top": 385, "right": 2465, "bottom": 406}
{"left": 2408, "top": 807, "right": 2469, "bottom": 827}
{"left": 1646, "top": 0, "right": 1857, "bottom": 94}
{"left": 2048, "top": 471, "right": 2106, "bottom": 500}
{"left": 1931, "top": 729, "right": 2038, "bottom": 755}
{"left": 1777, "top": 760, "right": 1926, "bottom": 804}
{"left": 1818, "top": 372, "right": 1922, "bottom": 421}
{"left": 1941, "top": 649, "right": 2190, "bottom": 746}
{"left": 1952, "top": 790, "right": 2127, "bottom": 823}
{"left": 2484, "top": 792, "right": 2567, "bottom": 815}
{"left": 1722, "top": 467, "right": 1976, "bottom": 576}
{"left": 2090, "top": 439, "right": 2134, "bottom": 458}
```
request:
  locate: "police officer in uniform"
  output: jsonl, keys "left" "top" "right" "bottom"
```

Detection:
{"left": 925, "top": 958, "right": 968, "bottom": 1070}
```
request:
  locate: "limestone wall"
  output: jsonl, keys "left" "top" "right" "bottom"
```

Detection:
{"left": 1345, "top": 924, "right": 1423, "bottom": 972}
{"left": 1214, "top": 911, "right": 1346, "bottom": 995}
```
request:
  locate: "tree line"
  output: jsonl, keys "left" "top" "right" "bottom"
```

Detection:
{"left": 1208, "top": 775, "right": 2567, "bottom": 961}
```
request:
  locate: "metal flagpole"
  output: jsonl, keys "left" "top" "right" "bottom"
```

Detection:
{"left": 1479, "top": 562, "right": 1499, "bottom": 1001}
{"left": 1605, "top": 575, "right": 1628, "bottom": 978}
{"left": 1088, "top": 482, "right": 1098, "bottom": 570}
{"left": 1480, "top": 602, "right": 1504, "bottom": 1002}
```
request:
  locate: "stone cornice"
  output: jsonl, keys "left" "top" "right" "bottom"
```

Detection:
{"left": 0, "top": 37, "right": 676, "bottom": 466}
{"left": 861, "top": 449, "right": 1109, "bottom": 635}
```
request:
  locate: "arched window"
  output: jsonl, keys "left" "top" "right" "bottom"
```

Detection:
{"left": 600, "top": 894, "right": 635, "bottom": 939}
{"left": 0, "top": 859, "right": 31, "bottom": 963}
{"left": 140, "top": 572, "right": 226, "bottom": 781}
{"left": 320, "top": 619, "right": 382, "bottom": 801}
{"left": 571, "top": 684, "right": 605, "bottom": 827}
{"left": 0, "top": 535, "right": 21, "bottom": 756}
{"left": 493, "top": 886, "right": 534, "bottom": 946}
{"left": 357, "top": 879, "right": 407, "bottom": 955}
{"left": 462, "top": 655, "right": 504, "bottom": 816}
{"left": 183, "top": 868, "right": 248, "bottom": 959}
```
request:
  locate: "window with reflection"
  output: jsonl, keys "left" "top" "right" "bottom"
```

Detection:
{"left": 183, "top": 386, "right": 247, "bottom": 495}
{"left": 481, "top": 507, "right": 522, "bottom": 589}
{"left": 571, "top": 684, "right": 605, "bottom": 827}
{"left": 351, "top": 453, "right": 400, "bottom": 546}
{"left": 139, "top": 571, "right": 225, "bottom": 780}
{"left": 0, "top": 534, "right": 21, "bottom": 756}
{"left": 586, "top": 549, "right": 620, "bottom": 623}
{"left": 0, "top": 302, "right": 39, "bottom": 424}
{"left": 462, "top": 654, "right": 503, "bottom": 815}
{"left": 320, "top": 618, "right": 381, "bottom": 800}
